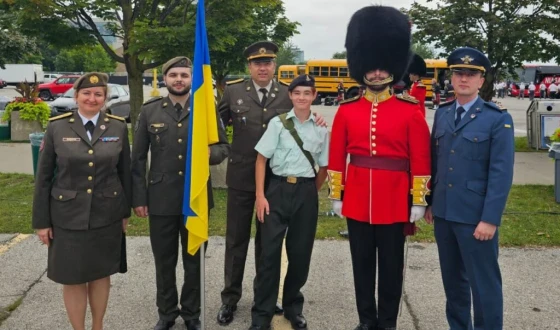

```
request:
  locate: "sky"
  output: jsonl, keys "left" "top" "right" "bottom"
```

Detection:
{"left": 283, "top": 0, "right": 425, "bottom": 60}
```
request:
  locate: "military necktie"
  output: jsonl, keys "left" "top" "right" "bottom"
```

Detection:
{"left": 259, "top": 88, "right": 268, "bottom": 107}
{"left": 455, "top": 106, "right": 465, "bottom": 127}
{"left": 175, "top": 103, "right": 183, "bottom": 117}
{"left": 85, "top": 121, "right": 95, "bottom": 140}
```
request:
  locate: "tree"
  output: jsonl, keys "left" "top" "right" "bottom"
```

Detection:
{"left": 411, "top": 42, "right": 436, "bottom": 60}
{"left": 0, "top": 9, "right": 38, "bottom": 68}
{"left": 55, "top": 45, "right": 116, "bottom": 72}
{"left": 276, "top": 41, "right": 298, "bottom": 67}
{"left": 12, "top": 0, "right": 298, "bottom": 128}
{"left": 405, "top": 0, "right": 560, "bottom": 101}
{"left": 332, "top": 51, "right": 346, "bottom": 59}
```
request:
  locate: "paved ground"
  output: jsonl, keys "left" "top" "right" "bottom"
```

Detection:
{"left": 0, "top": 235, "right": 559, "bottom": 330}
{"left": 1, "top": 88, "right": 559, "bottom": 329}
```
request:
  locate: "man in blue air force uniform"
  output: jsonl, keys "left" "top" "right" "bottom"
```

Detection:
{"left": 425, "top": 47, "right": 514, "bottom": 330}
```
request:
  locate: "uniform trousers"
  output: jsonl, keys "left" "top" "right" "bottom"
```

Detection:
{"left": 347, "top": 219, "right": 405, "bottom": 328}
{"left": 149, "top": 215, "right": 200, "bottom": 322}
{"left": 251, "top": 176, "right": 318, "bottom": 326}
{"left": 221, "top": 187, "right": 262, "bottom": 305}
{"left": 434, "top": 217, "right": 503, "bottom": 330}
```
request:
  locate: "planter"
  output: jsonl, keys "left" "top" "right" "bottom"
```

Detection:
{"left": 210, "top": 158, "right": 228, "bottom": 189}
{"left": 10, "top": 111, "right": 42, "bottom": 141}
{"left": 0, "top": 110, "right": 9, "bottom": 140}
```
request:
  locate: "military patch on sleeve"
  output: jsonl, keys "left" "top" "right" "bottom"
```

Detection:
{"left": 226, "top": 78, "right": 244, "bottom": 85}
{"left": 106, "top": 113, "right": 126, "bottom": 122}
{"left": 396, "top": 94, "right": 419, "bottom": 104}
{"left": 339, "top": 95, "right": 360, "bottom": 105}
{"left": 504, "top": 124, "right": 511, "bottom": 128}
{"left": 143, "top": 96, "right": 163, "bottom": 105}
{"left": 48, "top": 112, "right": 73, "bottom": 121}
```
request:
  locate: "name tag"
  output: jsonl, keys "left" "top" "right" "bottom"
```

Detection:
{"left": 150, "top": 123, "right": 165, "bottom": 128}
{"left": 62, "top": 137, "right": 81, "bottom": 142}
{"left": 100, "top": 137, "right": 120, "bottom": 142}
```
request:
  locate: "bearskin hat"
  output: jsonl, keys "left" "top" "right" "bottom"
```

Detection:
{"left": 345, "top": 6, "right": 412, "bottom": 85}
{"left": 408, "top": 53, "right": 427, "bottom": 76}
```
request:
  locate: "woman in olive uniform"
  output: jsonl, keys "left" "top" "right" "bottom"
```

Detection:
{"left": 32, "top": 72, "right": 132, "bottom": 330}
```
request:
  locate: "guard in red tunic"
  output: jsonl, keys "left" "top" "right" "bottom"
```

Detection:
{"left": 328, "top": 6, "right": 431, "bottom": 330}
{"left": 408, "top": 53, "right": 427, "bottom": 116}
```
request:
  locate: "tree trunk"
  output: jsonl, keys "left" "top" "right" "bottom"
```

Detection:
{"left": 480, "top": 69, "right": 497, "bottom": 102}
{"left": 126, "top": 56, "right": 145, "bottom": 139}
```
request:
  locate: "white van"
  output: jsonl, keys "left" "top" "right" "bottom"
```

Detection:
{"left": 43, "top": 73, "right": 61, "bottom": 83}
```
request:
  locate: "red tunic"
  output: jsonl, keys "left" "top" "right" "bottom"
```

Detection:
{"left": 328, "top": 89, "right": 431, "bottom": 225}
{"left": 409, "top": 81, "right": 426, "bottom": 116}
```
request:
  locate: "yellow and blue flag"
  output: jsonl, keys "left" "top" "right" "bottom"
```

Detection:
{"left": 183, "top": 0, "right": 219, "bottom": 255}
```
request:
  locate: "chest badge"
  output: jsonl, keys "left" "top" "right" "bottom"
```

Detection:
{"left": 237, "top": 99, "right": 243, "bottom": 105}
{"left": 470, "top": 114, "right": 476, "bottom": 119}
{"left": 270, "top": 93, "right": 276, "bottom": 98}
{"left": 62, "top": 137, "right": 81, "bottom": 142}
{"left": 100, "top": 137, "right": 120, "bottom": 142}
{"left": 100, "top": 125, "right": 106, "bottom": 130}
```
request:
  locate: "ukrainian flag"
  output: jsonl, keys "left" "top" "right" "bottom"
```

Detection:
{"left": 183, "top": 0, "right": 219, "bottom": 255}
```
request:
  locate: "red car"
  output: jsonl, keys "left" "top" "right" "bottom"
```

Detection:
{"left": 0, "top": 78, "right": 6, "bottom": 88}
{"left": 38, "top": 75, "right": 81, "bottom": 100}
{"left": 509, "top": 83, "right": 542, "bottom": 98}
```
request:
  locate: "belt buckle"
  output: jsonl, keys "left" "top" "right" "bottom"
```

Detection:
{"left": 286, "top": 176, "right": 297, "bottom": 184}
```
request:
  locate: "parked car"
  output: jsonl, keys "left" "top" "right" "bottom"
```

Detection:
{"left": 105, "top": 99, "right": 131, "bottom": 122}
{"left": 49, "top": 83, "right": 130, "bottom": 118}
{"left": 0, "top": 78, "right": 6, "bottom": 89}
{"left": 38, "top": 75, "right": 81, "bottom": 101}
{"left": 43, "top": 73, "right": 62, "bottom": 83}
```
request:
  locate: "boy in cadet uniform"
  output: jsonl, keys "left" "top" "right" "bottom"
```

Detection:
{"left": 249, "top": 74, "right": 329, "bottom": 330}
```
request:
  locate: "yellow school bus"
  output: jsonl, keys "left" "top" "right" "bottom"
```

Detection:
{"left": 277, "top": 65, "right": 305, "bottom": 85}
{"left": 423, "top": 59, "right": 449, "bottom": 99}
{"left": 305, "top": 59, "right": 361, "bottom": 99}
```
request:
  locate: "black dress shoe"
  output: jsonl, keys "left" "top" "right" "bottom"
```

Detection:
{"left": 154, "top": 319, "right": 175, "bottom": 330}
{"left": 185, "top": 319, "right": 201, "bottom": 330}
{"left": 377, "top": 327, "right": 396, "bottom": 330}
{"left": 353, "top": 324, "right": 374, "bottom": 330}
{"left": 274, "top": 303, "right": 284, "bottom": 315}
{"left": 284, "top": 313, "right": 307, "bottom": 329}
{"left": 217, "top": 304, "right": 237, "bottom": 325}
{"left": 248, "top": 325, "right": 270, "bottom": 330}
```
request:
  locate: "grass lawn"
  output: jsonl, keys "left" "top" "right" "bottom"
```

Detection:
{"left": 514, "top": 136, "right": 547, "bottom": 152}
{"left": 1, "top": 173, "right": 559, "bottom": 247}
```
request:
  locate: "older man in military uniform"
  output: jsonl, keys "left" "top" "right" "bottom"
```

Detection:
{"left": 131, "top": 56, "right": 229, "bottom": 330}
{"left": 425, "top": 47, "right": 514, "bottom": 330}
{"left": 216, "top": 41, "right": 326, "bottom": 325}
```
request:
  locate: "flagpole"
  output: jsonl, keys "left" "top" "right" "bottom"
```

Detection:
{"left": 200, "top": 245, "right": 206, "bottom": 329}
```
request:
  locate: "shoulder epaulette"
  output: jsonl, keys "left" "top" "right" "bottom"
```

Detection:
{"left": 486, "top": 101, "right": 507, "bottom": 112}
{"left": 106, "top": 114, "right": 126, "bottom": 122}
{"left": 143, "top": 96, "right": 163, "bottom": 105}
{"left": 438, "top": 99, "right": 456, "bottom": 108}
{"left": 49, "top": 112, "right": 73, "bottom": 121}
{"left": 226, "top": 78, "right": 244, "bottom": 85}
{"left": 396, "top": 94, "right": 419, "bottom": 104}
{"left": 339, "top": 95, "right": 360, "bottom": 105}
{"left": 278, "top": 80, "right": 290, "bottom": 86}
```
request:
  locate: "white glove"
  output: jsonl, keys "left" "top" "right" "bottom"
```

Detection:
{"left": 409, "top": 206, "right": 426, "bottom": 223}
{"left": 332, "top": 200, "right": 343, "bottom": 218}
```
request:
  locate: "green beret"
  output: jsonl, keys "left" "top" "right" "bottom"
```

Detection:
{"left": 162, "top": 56, "right": 192, "bottom": 74}
{"left": 243, "top": 41, "right": 278, "bottom": 62}
{"left": 73, "top": 72, "right": 108, "bottom": 91}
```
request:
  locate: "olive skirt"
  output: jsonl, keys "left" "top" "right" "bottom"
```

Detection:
{"left": 47, "top": 221, "right": 123, "bottom": 285}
